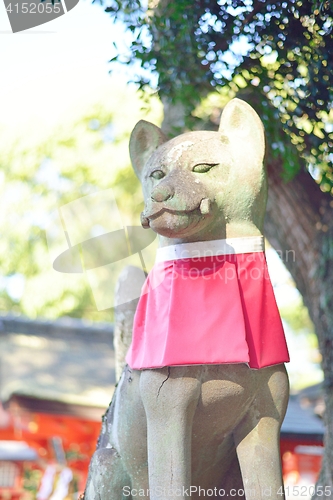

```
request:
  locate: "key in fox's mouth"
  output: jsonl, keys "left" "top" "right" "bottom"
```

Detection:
{"left": 141, "top": 198, "right": 211, "bottom": 229}
{"left": 140, "top": 209, "right": 193, "bottom": 230}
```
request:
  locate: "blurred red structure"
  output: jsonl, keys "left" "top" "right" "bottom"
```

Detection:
{"left": 280, "top": 395, "right": 324, "bottom": 487}
{"left": 0, "top": 315, "right": 115, "bottom": 499}
{"left": 0, "top": 395, "right": 104, "bottom": 498}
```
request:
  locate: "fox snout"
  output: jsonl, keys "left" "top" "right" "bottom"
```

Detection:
{"left": 151, "top": 183, "right": 175, "bottom": 203}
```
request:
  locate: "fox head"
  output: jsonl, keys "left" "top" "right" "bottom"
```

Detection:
{"left": 129, "top": 98, "right": 267, "bottom": 243}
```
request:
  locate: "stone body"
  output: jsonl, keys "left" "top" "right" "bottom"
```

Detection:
{"left": 113, "top": 266, "right": 145, "bottom": 381}
{"left": 84, "top": 99, "right": 289, "bottom": 500}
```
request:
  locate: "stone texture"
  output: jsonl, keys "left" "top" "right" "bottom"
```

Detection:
{"left": 84, "top": 98, "right": 289, "bottom": 500}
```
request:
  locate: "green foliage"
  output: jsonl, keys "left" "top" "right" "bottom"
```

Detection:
{"left": 0, "top": 80, "right": 162, "bottom": 321}
{"left": 105, "top": 0, "right": 333, "bottom": 190}
{"left": 280, "top": 298, "right": 314, "bottom": 333}
{"left": 23, "top": 467, "right": 42, "bottom": 497}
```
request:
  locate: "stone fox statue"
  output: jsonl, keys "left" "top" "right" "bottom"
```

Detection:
{"left": 84, "top": 99, "right": 290, "bottom": 500}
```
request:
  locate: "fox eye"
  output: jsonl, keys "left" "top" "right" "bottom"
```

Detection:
{"left": 150, "top": 169, "right": 165, "bottom": 180}
{"left": 192, "top": 163, "right": 219, "bottom": 173}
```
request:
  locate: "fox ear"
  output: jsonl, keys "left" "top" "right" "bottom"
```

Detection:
{"left": 219, "top": 98, "right": 265, "bottom": 166}
{"left": 129, "top": 120, "right": 167, "bottom": 179}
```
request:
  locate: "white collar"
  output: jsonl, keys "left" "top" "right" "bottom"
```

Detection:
{"left": 156, "top": 236, "right": 264, "bottom": 262}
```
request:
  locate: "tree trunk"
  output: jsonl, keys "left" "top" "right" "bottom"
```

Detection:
{"left": 264, "top": 160, "right": 333, "bottom": 497}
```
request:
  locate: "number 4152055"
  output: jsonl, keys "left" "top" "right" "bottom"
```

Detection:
{"left": 6, "top": 3, "right": 61, "bottom": 13}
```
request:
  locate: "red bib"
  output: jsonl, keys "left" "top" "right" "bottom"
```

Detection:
{"left": 126, "top": 238, "right": 289, "bottom": 370}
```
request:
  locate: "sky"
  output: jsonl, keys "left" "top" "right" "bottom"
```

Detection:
{"left": 0, "top": 0, "right": 126, "bottom": 134}
{"left": 0, "top": 0, "right": 323, "bottom": 388}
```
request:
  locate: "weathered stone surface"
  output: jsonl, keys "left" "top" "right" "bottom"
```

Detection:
{"left": 84, "top": 98, "right": 289, "bottom": 500}
{"left": 130, "top": 98, "right": 267, "bottom": 243}
{"left": 114, "top": 266, "right": 146, "bottom": 381}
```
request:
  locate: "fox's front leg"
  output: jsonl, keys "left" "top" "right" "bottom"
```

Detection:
{"left": 233, "top": 364, "right": 289, "bottom": 500}
{"left": 140, "top": 367, "right": 201, "bottom": 500}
